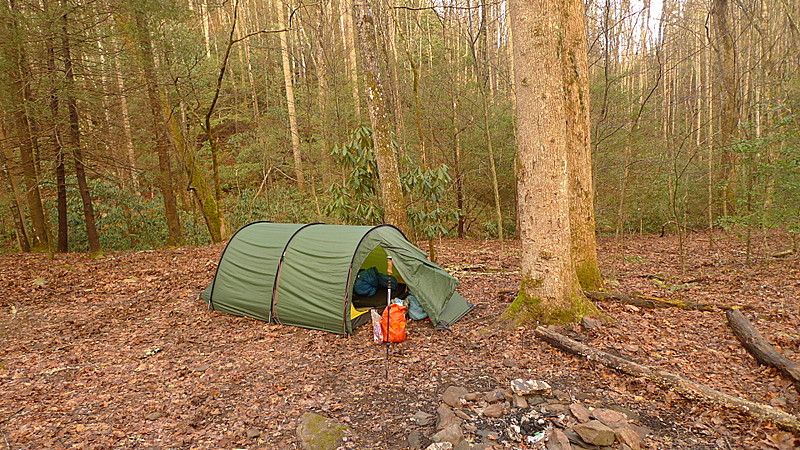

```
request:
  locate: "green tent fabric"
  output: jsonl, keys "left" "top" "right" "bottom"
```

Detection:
{"left": 200, "top": 222, "right": 472, "bottom": 334}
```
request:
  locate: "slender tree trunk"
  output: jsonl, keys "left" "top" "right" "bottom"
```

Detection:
{"left": 505, "top": 0, "right": 597, "bottom": 325}
{"left": 711, "top": 0, "right": 739, "bottom": 216}
{"left": 201, "top": 0, "right": 212, "bottom": 58}
{"left": 0, "top": 123, "right": 30, "bottom": 252}
{"left": 341, "top": 0, "right": 362, "bottom": 121}
{"left": 111, "top": 37, "right": 138, "bottom": 190}
{"left": 276, "top": 0, "right": 306, "bottom": 192}
{"left": 44, "top": 26, "right": 68, "bottom": 253}
{"left": 128, "top": 8, "right": 183, "bottom": 246}
{"left": 354, "top": 0, "right": 409, "bottom": 234}
{"left": 470, "top": 15, "right": 504, "bottom": 241}
{"left": 61, "top": 4, "right": 101, "bottom": 255}
{"left": 2, "top": 0, "right": 51, "bottom": 251}
{"left": 479, "top": 87, "right": 504, "bottom": 242}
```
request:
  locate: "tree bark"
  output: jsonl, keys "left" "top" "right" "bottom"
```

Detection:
{"left": 127, "top": 7, "right": 183, "bottom": 246}
{"left": 354, "top": 0, "right": 409, "bottom": 234}
{"left": 726, "top": 308, "right": 800, "bottom": 394}
{"left": 61, "top": 3, "right": 101, "bottom": 255}
{"left": 561, "top": 0, "right": 602, "bottom": 290}
{"left": 535, "top": 326, "right": 800, "bottom": 433}
{"left": 505, "top": 0, "right": 596, "bottom": 325}
{"left": 111, "top": 35, "right": 138, "bottom": 190}
{"left": 0, "top": 122, "right": 30, "bottom": 252}
{"left": 276, "top": 0, "right": 307, "bottom": 193}
{"left": 1, "top": 0, "right": 51, "bottom": 251}
{"left": 711, "top": 0, "right": 739, "bottom": 216}
{"left": 470, "top": 5, "right": 504, "bottom": 241}
{"left": 340, "top": 0, "right": 362, "bottom": 121}
{"left": 43, "top": 22, "right": 69, "bottom": 253}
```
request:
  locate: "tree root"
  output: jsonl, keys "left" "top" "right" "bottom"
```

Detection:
{"left": 535, "top": 326, "right": 800, "bottom": 434}
{"left": 726, "top": 308, "right": 800, "bottom": 394}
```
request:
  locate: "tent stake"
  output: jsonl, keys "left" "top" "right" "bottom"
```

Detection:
{"left": 385, "top": 256, "right": 393, "bottom": 380}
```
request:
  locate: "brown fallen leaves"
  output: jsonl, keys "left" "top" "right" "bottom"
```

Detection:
{"left": 0, "top": 230, "right": 797, "bottom": 448}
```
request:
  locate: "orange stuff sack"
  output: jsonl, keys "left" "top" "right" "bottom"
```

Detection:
{"left": 381, "top": 303, "right": 408, "bottom": 343}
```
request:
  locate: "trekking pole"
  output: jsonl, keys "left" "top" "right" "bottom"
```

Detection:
{"left": 385, "top": 256, "right": 393, "bottom": 380}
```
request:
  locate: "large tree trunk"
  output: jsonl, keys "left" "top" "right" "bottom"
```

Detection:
{"left": 354, "top": 0, "right": 409, "bottom": 234}
{"left": 128, "top": 7, "right": 183, "bottom": 246}
{"left": 61, "top": 3, "right": 101, "bottom": 255}
{"left": 504, "top": 0, "right": 597, "bottom": 325}
{"left": 561, "top": 0, "right": 602, "bottom": 290}
{"left": 276, "top": 0, "right": 307, "bottom": 193}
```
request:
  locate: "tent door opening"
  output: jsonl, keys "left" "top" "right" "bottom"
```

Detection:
{"left": 350, "top": 246, "right": 406, "bottom": 317}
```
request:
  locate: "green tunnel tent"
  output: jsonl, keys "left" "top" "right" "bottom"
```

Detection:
{"left": 200, "top": 222, "right": 473, "bottom": 335}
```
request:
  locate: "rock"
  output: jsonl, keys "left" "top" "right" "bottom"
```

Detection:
{"left": 607, "top": 406, "right": 641, "bottom": 422}
{"left": 475, "top": 429, "right": 493, "bottom": 439}
{"left": 296, "top": 412, "right": 348, "bottom": 450}
{"left": 513, "top": 394, "right": 528, "bottom": 408}
{"left": 426, "top": 443, "right": 453, "bottom": 450}
{"left": 591, "top": 408, "right": 628, "bottom": 428}
{"left": 581, "top": 315, "right": 601, "bottom": 330}
{"left": 615, "top": 426, "right": 642, "bottom": 450}
{"left": 453, "top": 441, "right": 473, "bottom": 450}
{"left": 145, "top": 412, "right": 163, "bottom": 421}
{"left": 465, "top": 392, "right": 480, "bottom": 402}
{"left": 502, "top": 359, "right": 519, "bottom": 368}
{"left": 412, "top": 411, "right": 434, "bottom": 426}
{"left": 484, "top": 390, "right": 506, "bottom": 403}
{"left": 407, "top": 430, "right": 423, "bottom": 449}
{"left": 443, "top": 386, "right": 469, "bottom": 408}
{"left": 545, "top": 429, "right": 573, "bottom": 450}
{"left": 568, "top": 403, "right": 591, "bottom": 423}
{"left": 563, "top": 429, "right": 590, "bottom": 447}
{"left": 483, "top": 403, "right": 505, "bottom": 418}
{"left": 454, "top": 409, "right": 471, "bottom": 420}
{"left": 573, "top": 420, "right": 616, "bottom": 446}
{"left": 526, "top": 395, "right": 546, "bottom": 405}
{"left": 543, "top": 403, "right": 568, "bottom": 416}
{"left": 437, "top": 404, "right": 462, "bottom": 431}
{"left": 246, "top": 428, "right": 261, "bottom": 439}
{"left": 431, "top": 424, "right": 464, "bottom": 446}
{"left": 510, "top": 379, "right": 552, "bottom": 396}
{"left": 553, "top": 390, "right": 571, "bottom": 402}
{"left": 628, "top": 424, "right": 652, "bottom": 439}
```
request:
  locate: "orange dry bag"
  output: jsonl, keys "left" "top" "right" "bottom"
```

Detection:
{"left": 381, "top": 303, "right": 407, "bottom": 343}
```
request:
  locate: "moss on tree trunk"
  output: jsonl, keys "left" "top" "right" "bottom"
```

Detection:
{"left": 504, "top": 275, "right": 598, "bottom": 326}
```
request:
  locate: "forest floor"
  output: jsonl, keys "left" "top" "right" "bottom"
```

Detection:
{"left": 0, "top": 230, "right": 798, "bottom": 449}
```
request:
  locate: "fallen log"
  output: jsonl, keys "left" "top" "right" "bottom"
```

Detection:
{"left": 534, "top": 326, "right": 800, "bottom": 433}
{"left": 726, "top": 308, "right": 800, "bottom": 394}
{"left": 584, "top": 291, "right": 715, "bottom": 311}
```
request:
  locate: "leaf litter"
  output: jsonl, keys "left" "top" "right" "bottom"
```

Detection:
{"left": 0, "top": 230, "right": 797, "bottom": 448}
